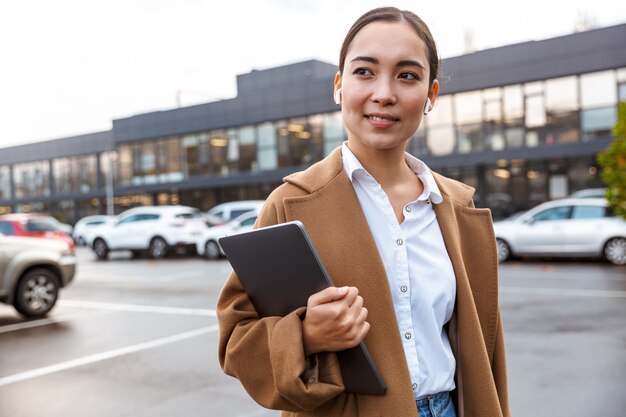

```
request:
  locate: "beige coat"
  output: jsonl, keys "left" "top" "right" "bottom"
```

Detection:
{"left": 217, "top": 147, "right": 511, "bottom": 417}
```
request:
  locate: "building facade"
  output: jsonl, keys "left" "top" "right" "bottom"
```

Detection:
{"left": 1, "top": 24, "right": 625, "bottom": 223}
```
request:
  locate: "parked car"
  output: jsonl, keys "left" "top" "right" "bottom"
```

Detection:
{"left": 494, "top": 198, "right": 626, "bottom": 265}
{"left": 89, "top": 205, "right": 208, "bottom": 260}
{"left": 0, "top": 235, "right": 77, "bottom": 318}
{"left": 205, "top": 200, "right": 265, "bottom": 226}
{"left": 196, "top": 209, "right": 260, "bottom": 259}
{"left": 0, "top": 213, "right": 76, "bottom": 253}
{"left": 72, "top": 215, "right": 115, "bottom": 246}
{"left": 569, "top": 187, "right": 607, "bottom": 199}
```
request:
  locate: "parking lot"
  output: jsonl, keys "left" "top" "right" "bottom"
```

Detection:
{"left": 1, "top": 248, "right": 625, "bottom": 417}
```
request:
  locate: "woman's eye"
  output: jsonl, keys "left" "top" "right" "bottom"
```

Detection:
{"left": 399, "top": 72, "right": 418, "bottom": 80}
{"left": 354, "top": 68, "right": 373, "bottom": 76}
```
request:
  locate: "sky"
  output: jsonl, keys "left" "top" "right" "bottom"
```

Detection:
{"left": 1, "top": 0, "right": 625, "bottom": 149}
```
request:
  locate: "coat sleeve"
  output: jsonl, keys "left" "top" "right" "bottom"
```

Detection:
{"left": 468, "top": 197, "right": 511, "bottom": 416}
{"left": 492, "top": 310, "right": 511, "bottom": 417}
{"left": 216, "top": 193, "right": 345, "bottom": 411}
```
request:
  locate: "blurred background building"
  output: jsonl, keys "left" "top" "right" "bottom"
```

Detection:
{"left": 1, "top": 23, "right": 625, "bottom": 223}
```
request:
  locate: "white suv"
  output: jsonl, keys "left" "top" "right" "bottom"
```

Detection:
{"left": 90, "top": 206, "right": 207, "bottom": 260}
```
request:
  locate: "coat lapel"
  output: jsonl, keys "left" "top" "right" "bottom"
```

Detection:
{"left": 282, "top": 160, "right": 416, "bottom": 411}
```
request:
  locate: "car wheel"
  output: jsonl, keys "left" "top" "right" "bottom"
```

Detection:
{"left": 604, "top": 237, "right": 626, "bottom": 265}
{"left": 204, "top": 240, "right": 221, "bottom": 260}
{"left": 496, "top": 238, "right": 511, "bottom": 263}
{"left": 14, "top": 268, "right": 60, "bottom": 318}
{"left": 149, "top": 237, "right": 168, "bottom": 259}
{"left": 93, "top": 238, "right": 109, "bottom": 260}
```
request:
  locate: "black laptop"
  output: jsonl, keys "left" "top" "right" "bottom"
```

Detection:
{"left": 219, "top": 220, "right": 386, "bottom": 395}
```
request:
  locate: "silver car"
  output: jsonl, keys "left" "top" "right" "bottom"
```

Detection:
{"left": 494, "top": 198, "right": 626, "bottom": 265}
{"left": 0, "top": 235, "right": 77, "bottom": 317}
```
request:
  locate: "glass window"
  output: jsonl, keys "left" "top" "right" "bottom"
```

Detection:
{"left": 527, "top": 161, "right": 547, "bottom": 206}
{"left": 524, "top": 81, "right": 543, "bottom": 95}
{"left": 454, "top": 91, "right": 482, "bottom": 124}
{"left": 257, "top": 122, "right": 277, "bottom": 171}
{"left": 581, "top": 107, "right": 617, "bottom": 140}
{"left": 618, "top": 68, "right": 626, "bottom": 82}
{"left": 545, "top": 77, "right": 578, "bottom": 111}
{"left": 323, "top": 112, "right": 345, "bottom": 155}
{"left": 24, "top": 219, "right": 58, "bottom": 232}
{"left": 408, "top": 124, "right": 429, "bottom": 157}
{"left": 505, "top": 127, "right": 524, "bottom": 148}
{"left": 619, "top": 83, "right": 626, "bottom": 102}
{"left": 525, "top": 95, "right": 546, "bottom": 128}
{"left": 0, "top": 221, "right": 16, "bottom": 235}
{"left": 118, "top": 214, "right": 140, "bottom": 224}
{"left": 568, "top": 158, "right": 603, "bottom": 191}
{"left": 238, "top": 126, "right": 256, "bottom": 172}
{"left": 426, "top": 126, "right": 455, "bottom": 156}
{"left": 209, "top": 130, "right": 229, "bottom": 175}
{"left": 182, "top": 133, "right": 210, "bottom": 177}
{"left": 503, "top": 85, "right": 524, "bottom": 122}
{"left": 428, "top": 95, "right": 453, "bottom": 126}
{"left": 457, "top": 123, "right": 483, "bottom": 153}
{"left": 580, "top": 70, "right": 617, "bottom": 108}
{"left": 533, "top": 206, "right": 570, "bottom": 221}
{"left": 571, "top": 205, "right": 605, "bottom": 219}
{"left": 13, "top": 160, "right": 50, "bottom": 199}
{"left": 117, "top": 146, "right": 132, "bottom": 186}
{"left": 53, "top": 155, "right": 97, "bottom": 194}
{"left": 0, "top": 166, "right": 10, "bottom": 200}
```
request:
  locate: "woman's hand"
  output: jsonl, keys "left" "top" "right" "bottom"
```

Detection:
{"left": 302, "top": 286, "right": 370, "bottom": 355}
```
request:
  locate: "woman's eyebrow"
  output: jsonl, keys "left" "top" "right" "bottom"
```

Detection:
{"left": 396, "top": 60, "right": 425, "bottom": 70}
{"left": 349, "top": 56, "right": 425, "bottom": 70}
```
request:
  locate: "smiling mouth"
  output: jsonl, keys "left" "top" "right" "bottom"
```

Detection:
{"left": 366, "top": 114, "right": 400, "bottom": 122}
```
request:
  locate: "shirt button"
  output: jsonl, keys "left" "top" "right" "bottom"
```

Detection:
{"left": 400, "top": 285, "right": 408, "bottom": 293}
{"left": 412, "top": 383, "right": 418, "bottom": 390}
{"left": 425, "top": 198, "right": 431, "bottom": 205}
{"left": 396, "top": 238, "right": 403, "bottom": 246}
{"left": 405, "top": 332, "right": 412, "bottom": 340}
{"left": 405, "top": 206, "right": 412, "bottom": 212}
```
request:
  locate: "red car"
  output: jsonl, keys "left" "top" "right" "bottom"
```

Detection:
{"left": 0, "top": 214, "right": 75, "bottom": 254}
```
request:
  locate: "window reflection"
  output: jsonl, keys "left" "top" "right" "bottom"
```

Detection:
{"left": 13, "top": 161, "right": 50, "bottom": 199}
{"left": 454, "top": 91, "right": 482, "bottom": 124}
{"left": 427, "top": 126, "right": 455, "bottom": 156}
{"left": 0, "top": 166, "right": 10, "bottom": 200}
{"left": 257, "top": 122, "right": 277, "bottom": 171}
{"left": 323, "top": 112, "right": 345, "bottom": 155}
{"left": 581, "top": 107, "right": 617, "bottom": 140}
{"left": 581, "top": 71, "right": 617, "bottom": 108}
{"left": 53, "top": 155, "right": 97, "bottom": 194}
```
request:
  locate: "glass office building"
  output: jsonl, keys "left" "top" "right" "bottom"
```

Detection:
{"left": 1, "top": 24, "right": 625, "bottom": 223}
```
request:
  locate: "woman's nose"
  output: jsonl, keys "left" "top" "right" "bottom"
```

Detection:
{"left": 370, "top": 79, "right": 397, "bottom": 105}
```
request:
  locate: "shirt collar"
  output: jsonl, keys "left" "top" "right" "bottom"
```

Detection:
{"left": 341, "top": 142, "right": 443, "bottom": 204}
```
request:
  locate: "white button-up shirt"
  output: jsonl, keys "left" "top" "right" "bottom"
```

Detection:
{"left": 341, "top": 143, "right": 456, "bottom": 399}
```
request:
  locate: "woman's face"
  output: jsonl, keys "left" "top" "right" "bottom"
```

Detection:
{"left": 336, "top": 20, "right": 437, "bottom": 154}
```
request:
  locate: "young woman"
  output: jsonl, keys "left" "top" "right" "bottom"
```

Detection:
{"left": 218, "top": 7, "right": 510, "bottom": 417}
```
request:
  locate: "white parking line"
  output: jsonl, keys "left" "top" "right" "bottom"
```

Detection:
{"left": 0, "top": 310, "right": 113, "bottom": 334}
{"left": 501, "top": 286, "right": 626, "bottom": 298}
{"left": 0, "top": 324, "right": 219, "bottom": 386}
{"left": 60, "top": 299, "right": 217, "bottom": 316}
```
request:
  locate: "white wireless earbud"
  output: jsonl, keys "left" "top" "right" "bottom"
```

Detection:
{"left": 334, "top": 88, "right": 342, "bottom": 106}
{"left": 423, "top": 97, "right": 431, "bottom": 115}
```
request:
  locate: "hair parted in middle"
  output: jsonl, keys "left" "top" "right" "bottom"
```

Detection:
{"left": 338, "top": 7, "right": 440, "bottom": 88}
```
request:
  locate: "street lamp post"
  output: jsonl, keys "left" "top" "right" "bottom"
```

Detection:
{"left": 105, "top": 151, "right": 118, "bottom": 216}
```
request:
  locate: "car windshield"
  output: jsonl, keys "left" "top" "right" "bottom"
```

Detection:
{"left": 24, "top": 219, "right": 59, "bottom": 232}
{"left": 176, "top": 212, "right": 203, "bottom": 219}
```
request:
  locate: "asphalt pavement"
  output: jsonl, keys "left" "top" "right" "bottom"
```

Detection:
{"left": 0, "top": 248, "right": 624, "bottom": 417}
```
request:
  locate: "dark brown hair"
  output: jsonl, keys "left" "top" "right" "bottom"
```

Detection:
{"left": 339, "top": 7, "right": 440, "bottom": 87}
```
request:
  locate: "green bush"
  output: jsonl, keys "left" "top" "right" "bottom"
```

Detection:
{"left": 597, "top": 102, "right": 626, "bottom": 220}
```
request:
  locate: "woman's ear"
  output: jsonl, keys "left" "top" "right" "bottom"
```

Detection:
{"left": 333, "top": 71, "right": 342, "bottom": 106}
